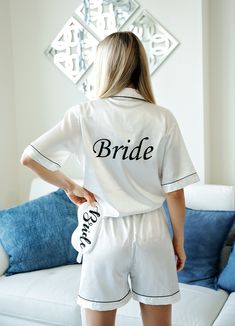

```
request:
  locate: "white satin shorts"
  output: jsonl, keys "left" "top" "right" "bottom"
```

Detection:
{"left": 76, "top": 206, "right": 181, "bottom": 311}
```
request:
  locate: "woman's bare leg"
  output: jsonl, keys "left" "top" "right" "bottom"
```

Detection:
{"left": 140, "top": 303, "right": 172, "bottom": 326}
{"left": 85, "top": 308, "right": 117, "bottom": 326}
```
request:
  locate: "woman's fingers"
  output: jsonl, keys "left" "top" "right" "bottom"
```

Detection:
{"left": 83, "top": 187, "right": 97, "bottom": 206}
{"left": 176, "top": 257, "right": 184, "bottom": 272}
{"left": 172, "top": 244, "right": 186, "bottom": 272}
{"left": 65, "top": 185, "right": 97, "bottom": 207}
{"left": 67, "top": 193, "right": 85, "bottom": 205}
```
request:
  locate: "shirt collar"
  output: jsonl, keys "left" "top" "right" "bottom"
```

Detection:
{"left": 111, "top": 87, "right": 147, "bottom": 102}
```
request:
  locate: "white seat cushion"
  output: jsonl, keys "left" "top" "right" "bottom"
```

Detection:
{"left": 0, "top": 265, "right": 82, "bottom": 326}
{"left": 172, "top": 283, "right": 229, "bottom": 325}
{"left": 213, "top": 292, "right": 235, "bottom": 326}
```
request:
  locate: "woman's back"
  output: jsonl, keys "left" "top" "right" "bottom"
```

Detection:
{"left": 22, "top": 86, "right": 198, "bottom": 217}
{"left": 79, "top": 87, "right": 199, "bottom": 217}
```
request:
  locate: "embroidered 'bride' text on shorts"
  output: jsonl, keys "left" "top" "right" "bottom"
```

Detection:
{"left": 76, "top": 206, "right": 181, "bottom": 311}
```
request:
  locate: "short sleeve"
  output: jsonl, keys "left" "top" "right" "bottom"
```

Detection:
{"left": 22, "top": 105, "right": 81, "bottom": 171}
{"left": 160, "top": 114, "right": 200, "bottom": 193}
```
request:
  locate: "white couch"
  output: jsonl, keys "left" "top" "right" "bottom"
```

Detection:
{"left": 0, "top": 178, "right": 235, "bottom": 326}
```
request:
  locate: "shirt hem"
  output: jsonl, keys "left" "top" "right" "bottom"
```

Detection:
{"left": 23, "top": 145, "right": 60, "bottom": 171}
{"left": 161, "top": 172, "right": 200, "bottom": 193}
{"left": 102, "top": 203, "right": 165, "bottom": 218}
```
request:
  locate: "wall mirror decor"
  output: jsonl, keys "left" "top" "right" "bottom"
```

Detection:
{"left": 45, "top": 0, "right": 179, "bottom": 98}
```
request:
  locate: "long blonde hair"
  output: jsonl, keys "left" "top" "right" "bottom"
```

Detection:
{"left": 94, "top": 31, "right": 156, "bottom": 104}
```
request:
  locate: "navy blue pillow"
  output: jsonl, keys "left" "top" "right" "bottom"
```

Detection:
{"left": 217, "top": 239, "right": 235, "bottom": 292}
{"left": 0, "top": 189, "right": 78, "bottom": 276}
{"left": 163, "top": 201, "right": 235, "bottom": 290}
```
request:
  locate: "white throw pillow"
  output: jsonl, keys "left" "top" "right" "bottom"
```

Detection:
{"left": 0, "top": 243, "right": 9, "bottom": 276}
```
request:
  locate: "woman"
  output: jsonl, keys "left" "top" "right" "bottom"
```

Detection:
{"left": 21, "top": 31, "right": 200, "bottom": 326}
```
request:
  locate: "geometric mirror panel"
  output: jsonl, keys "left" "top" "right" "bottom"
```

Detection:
{"left": 78, "top": 72, "right": 95, "bottom": 99}
{"left": 129, "top": 10, "right": 179, "bottom": 74}
{"left": 45, "top": 16, "right": 98, "bottom": 84}
{"left": 75, "top": 0, "right": 140, "bottom": 39}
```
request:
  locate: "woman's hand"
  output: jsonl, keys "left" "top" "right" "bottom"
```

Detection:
{"left": 20, "top": 155, "right": 97, "bottom": 207}
{"left": 65, "top": 183, "right": 97, "bottom": 207}
{"left": 172, "top": 240, "right": 187, "bottom": 272}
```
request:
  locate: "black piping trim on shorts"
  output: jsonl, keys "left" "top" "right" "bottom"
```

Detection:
{"left": 78, "top": 289, "right": 131, "bottom": 303}
{"left": 29, "top": 144, "right": 61, "bottom": 167}
{"left": 161, "top": 172, "right": 197, "bottom": 186}
{"left": 111, "top": 95, "right": 148, "bottom": 102}
{"left": 132, "top": 289, "right": 180, "bottom": 298}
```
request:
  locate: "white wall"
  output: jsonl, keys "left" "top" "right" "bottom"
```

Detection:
{"left": 0, "top": 0, "right": 18, "bottom": 208}
{"left": 9, "top": 0, "right": 85, "bottom": 203}
{"left": 208, "top": 0, "right": 235, "bottom": 185}
{"left": 202, "top": 0, "right": 211, "bottom": 183}
{"left": 7, "top": 0, "right": 205, "bottom": 204}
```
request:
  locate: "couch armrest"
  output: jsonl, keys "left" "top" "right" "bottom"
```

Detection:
{"left": 184, "top": 184, "right": 235, "bottom": 210}
{"left": 29, "top": 177, "right": 84, "bottom": 200}
{"left": 0, "top": 243, "right": 9, "bottom": 276}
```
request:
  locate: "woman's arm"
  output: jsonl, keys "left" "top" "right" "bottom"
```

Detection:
{"left": 165, "top": 188, "right": 185, "bottom": 245}
{"left": 20, "top": 153, "right": 96, "bottom": 206}
{"left": 165, "top": 188, "right": 186, "bottom": 272}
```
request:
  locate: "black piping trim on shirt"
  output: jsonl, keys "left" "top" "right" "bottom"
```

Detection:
{"left": 29, "top": 144, "right": 61, "bottom": 168}
{"left": 161, "top": 172, "right": 197, "bottom": 186}
{"left": 132, "top": 289, "right": 180, "bottom": 298}
{"left": 77, "top": 290, "right": 131, "bottom": 303}
{"left": 111, "top": 95, "right": 148, "bottom": 102}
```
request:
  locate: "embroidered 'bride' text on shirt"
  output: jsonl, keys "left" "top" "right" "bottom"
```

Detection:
{"left": 92, "top": 137, "right": 154, "bottom": 160}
